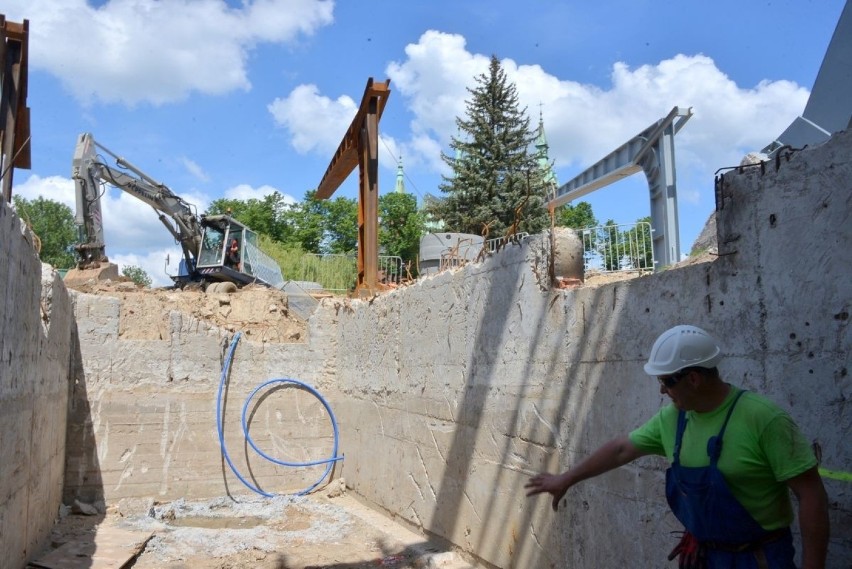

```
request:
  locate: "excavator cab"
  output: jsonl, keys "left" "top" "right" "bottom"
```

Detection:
{"left": 173, "top": 216, "right": 275, "bottom": 289}
{"left": 193, "top": 215, "right": 266, "bottom": 287}
{"left": 198, "top": 228, "right": 225, "bottom": 266}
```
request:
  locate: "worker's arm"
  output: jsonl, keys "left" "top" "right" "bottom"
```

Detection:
{"left": 525, "top": 435, "right": 648, "bottom": 511}
{"left": 786, "top": 466, "right": 829, "bottom": 569}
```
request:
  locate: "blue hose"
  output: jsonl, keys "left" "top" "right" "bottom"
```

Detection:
{"left": 216, "top": 332, "right": 343, "bottom": 497}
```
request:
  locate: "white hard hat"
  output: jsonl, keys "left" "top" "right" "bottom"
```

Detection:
{"left": 643, "top": 325, "right": 723, "bottom": 376}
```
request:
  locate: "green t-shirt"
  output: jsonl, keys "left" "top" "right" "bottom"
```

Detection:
{"left": 628, "top": 387, "right": 816, "bottom": 530}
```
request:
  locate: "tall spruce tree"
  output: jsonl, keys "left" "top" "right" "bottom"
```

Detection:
{"left": 436, "top": 55, "right": 550, "bottom": 237}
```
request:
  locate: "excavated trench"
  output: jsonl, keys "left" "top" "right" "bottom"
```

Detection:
{"left": 27, "top": 279, "right": 477, "bottom": 569}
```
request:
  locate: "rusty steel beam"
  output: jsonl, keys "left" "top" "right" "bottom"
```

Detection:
{"left": 0, "top": 14, "right": 31, "bottom": 203}
{"left": 357, "top": 94, "right": 380, "bottom": 295}
{"left": 314, "top": 78, "right": 391, "bottom": 295}
{"left": 316, "top": 78, "right": 390, "bottom": 199}
{"left": 316, "top": 78, "right": 390, "bottom": 200}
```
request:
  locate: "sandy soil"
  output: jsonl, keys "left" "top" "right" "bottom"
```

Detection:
{"left": 65, "top": 280, "right": 308, "bottom": 343}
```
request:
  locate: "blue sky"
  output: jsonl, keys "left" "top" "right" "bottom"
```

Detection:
{"left": 7, "top": 0, "right": 847, "bottom": 286}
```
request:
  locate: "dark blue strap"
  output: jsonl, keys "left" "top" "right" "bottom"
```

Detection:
{"left": 673, "top": 409, "right": 688, "bottom": 465}
{"left": 672, "top": 388, "right": 748, "bottom": 466}
{"left": 707, "top": 389, "right": 747, "bottom": 464}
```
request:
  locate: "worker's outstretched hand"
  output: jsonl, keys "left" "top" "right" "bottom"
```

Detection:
{"left": 525, "top": 473, "right": 569, "bottom": 512}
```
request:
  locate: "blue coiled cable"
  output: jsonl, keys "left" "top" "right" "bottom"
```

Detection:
{"left": 216, "top": 331, "right": 343, "bottom": 497}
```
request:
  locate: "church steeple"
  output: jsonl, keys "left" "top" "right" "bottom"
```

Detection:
{"left": 535, "top": 109, "right": 549, "bottom": 154}
{"left": 395, "top": 157, "right": 406, "bottom": 193}
{"left": 535, "top": 108, "right": 558, "bottom": 192}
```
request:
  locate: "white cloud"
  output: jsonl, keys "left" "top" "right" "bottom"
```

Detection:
{"left": 263, "top": 29, "right": 807, "bottom": 204}
{"left": 4, "top": 0, "right": 334, "bottom": 106}
{"left": 269, "top": 87, "right": 430, "bottom": 181}
{"left": 268, "top": 84, "right": 358, "bottom": 155}
{"left": 13, "top": 172, "right": 211, "bottom": 256}
{"left": 224, "top": 183, "right": 296, "bottom": 204}
{"left": 112, "top": 248, "right": 183, "bottom": 288}
{"left": 181, "top": 157, "right": 210, "bottom": 182}
{"left": 407, "top": 134, "right": 447, "bottom": 178}
{"left": 13, "top": 174, "right": 77, "bottom": 211}
{"left": 377, "top": 135, "right": 401, "bottom": 166}
{"left": 387, "top": 31, "right": 489, "bottom": 144}
{"left": 384, "top": 31, "right": 809, "bottom": 199}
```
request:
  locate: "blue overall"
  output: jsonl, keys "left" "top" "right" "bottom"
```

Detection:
{"left": 665, "top": 391, "right": 796, "bottom": 568}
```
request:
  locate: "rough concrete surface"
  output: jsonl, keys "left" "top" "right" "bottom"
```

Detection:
{"left": 0, "top": 203, "right": 76, "bottom": 569}
{"left": 331, "top": 131, "right": 851, "bottom": 568}
{"left": 63, "top": 288, "right": 336, "bottom": 505}
{"left": 2, "top": 130, "right": 850, "bottom": 569}
{"left": 34, "top": 492, "right": 477, "bottom": 569}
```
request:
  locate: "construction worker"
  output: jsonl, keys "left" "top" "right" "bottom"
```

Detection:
{"left": 225, "top": 238, "right": 241, "bottom": 271}
{"left": 525, "top": 325, "right": 829, "bottom": 569}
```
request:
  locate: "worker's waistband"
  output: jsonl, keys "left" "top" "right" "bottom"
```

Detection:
{"left": 701, "top": 527, "right": 791, "bottom": 553}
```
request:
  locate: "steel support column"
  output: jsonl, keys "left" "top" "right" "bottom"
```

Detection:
{"left": 358, "top": 96, "right": 380, "bottom": 294}
{"left": 316, "top": 78, "right": 390, "bottom": 296}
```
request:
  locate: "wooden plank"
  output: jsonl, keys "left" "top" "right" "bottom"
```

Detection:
{"left": 28, "top": 525, "right": 153, "bottom": 569}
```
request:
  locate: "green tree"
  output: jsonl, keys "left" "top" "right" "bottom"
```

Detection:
{"left": 595, "top": 217, "right": 655, "bottom": 272}
{"left": 436, "top": 55, "right": 550, "bottom": 237}
{"left": 121, "top": 265, "right": 152, "bottom": 287}
{"left": 599, "top": 219, "right": 621, "bottom": 271}
{"left": 324, "top": 197, "right": 359, "bottom": 254}
{"left": 283, "top": 190, "right": 326, "bottom": 253}
{"left": 558, "top": 201, "right": 598, "bottom": 229}
{"left": 206, "top": 192, "right": 294, "bottom": 243}
{"left": 282, "top": 190, "right": 358, "bottom": 254}
{"left": 12, "top": 195, "right": 77, "bottom": 268}
{"left": 623, "top": 216, "right": 654, "bottom": 270}
{"left": 379, "top": 192, "right": 424, "bottom": 269}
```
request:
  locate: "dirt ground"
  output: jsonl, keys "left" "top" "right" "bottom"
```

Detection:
{"left": 581, "top": 250, "right": 715, "bottom": 287}
{"left": 30, "top": 490, "right": 468, "bottom": 569}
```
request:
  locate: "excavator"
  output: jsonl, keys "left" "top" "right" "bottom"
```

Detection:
{"left": 69, "top": 132, "right": 284, "bottom": 292}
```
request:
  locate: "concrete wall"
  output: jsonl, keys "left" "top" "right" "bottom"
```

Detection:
{"left": 0, "top": 200, "right": 76, "bottom": 569}
{"left": 332, "top": 130, "right": 851, "bottom": 568}
{"left": 57, "top": 129, "right": 850, "bottom": 568}
{"left": 65, "top": 291, "right": 342, "bottom": 504}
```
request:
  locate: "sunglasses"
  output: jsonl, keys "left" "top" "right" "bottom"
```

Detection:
{"left": 657, "top": 369, "right": 690, "bottom": 389}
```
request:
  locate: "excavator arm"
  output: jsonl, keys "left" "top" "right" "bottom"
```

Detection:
{"left": 69, "top": 132, "right": 285, "bottom": 290}
{"left": 71, "top": 132, "right": 202, "bottom": 270}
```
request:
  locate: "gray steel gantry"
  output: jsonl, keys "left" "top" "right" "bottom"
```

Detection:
{"left": 548, "top": 106, "right": 693, "bottom": 270}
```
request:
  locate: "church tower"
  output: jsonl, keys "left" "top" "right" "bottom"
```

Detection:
{"left": 395, "top": 157, "right": 406, "bottom": 193}
{"left": 535, "top": 109, "right": 559, "bottom": 196}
